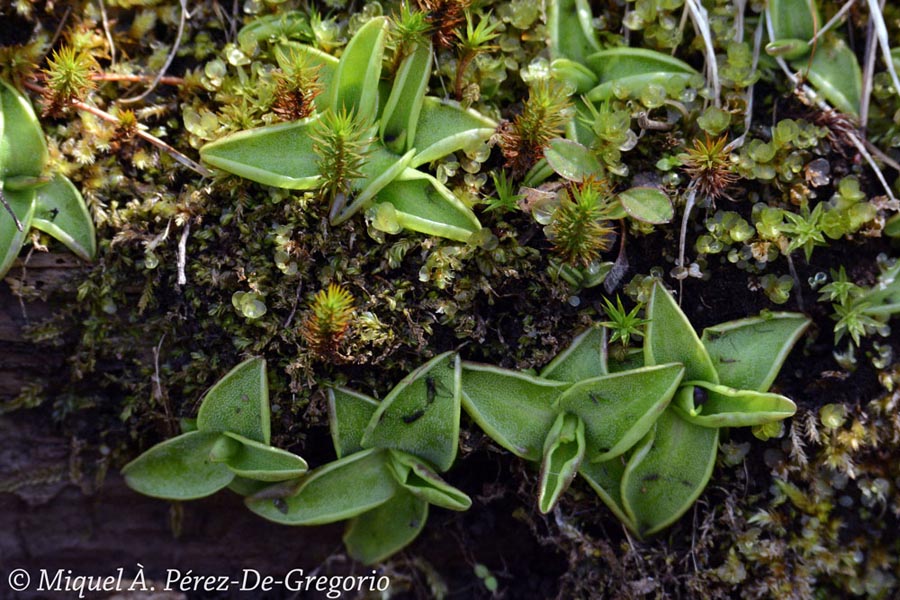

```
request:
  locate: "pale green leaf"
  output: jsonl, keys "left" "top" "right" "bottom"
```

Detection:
{"left": 621, "top": 409, "right": 718, "bottom": 537}
{"left": 544, "top": 138, "right": 603, "bottom": 182}
{"left": 222, "top": 431, "right": 308, "bottom": 481}
{"left": 32, "top": 175, "right": 96, "bottom": 261}
{"left": 410, "top": 97, "right": 496, "bottom": 168}
{"left": 246, "top": 448, "right": 397, "bottom": 525}
{"left": 200, "top": 117, "right": 321, "bottom": 189}
{"left": 701, "top": 313, "right": 810, "bottom": 392}
{"left": 362, "top": 352, "right": 461, "bottom": 472}
{"left": 673, "top": 382, "right": 797, "bottom": 427}
{"left": 380, "top": 41, "right": 432, "bottom": 154}
{"left": 388, "top": 450, "right": 471, "bottom": 511}
{"left": 330, "top": 16, "right": 387, "bottom": 122}
{"left": 551, "top": 58, "right": 599, "bottom": 94}
{"left": 0, "top": 79, "right": 48, "bottom": 179}
{"left": 801, "top": 38, "right": 862, "bottom": 116}
{"left": 540, "top": 326, "right": 607, "bottom": 382}
{"left": 460, "top": 363, "right": 567, "bottom": 461}
{"left": 328, "top": 387, "right": 379, "bottom": 458}
{"left": 333, "top": 145, "right": 415, "bottom": 224}
{"left": 197, "top": 357, "right": 270, "bottom": 444}
{"left": 768, "top": 0, "right": 818, "bottom": 41}
{"left": 538, "top": 412, "right": 586, "bottom": 513}
{"left": 645, "top": 282, "right": 719, "bottom": 383}
{"left": 556, "top": 363, "right": 684, "bottom": 462}
{"left": 584, "top": 48, "right": 697, "bottom": 101}
{"left": 122, "top": 431, "right": 235, "bottom": 500}
{"left": 547, "top": 0, "right": 600, "bottom": 64}
{"left": 617, "top": 187, "right": 673, "bottom": 225}
{"left": 344, "top": 489, "right": 428, "bottom": 565}
{"left": 373, "top": 169, "right": 482, "bottom": 242}
{"left": 579, "top": 440, "right": 647, "bottom": 532}
{"left": 0, "top": 186, "right": 35, "bottom": 280}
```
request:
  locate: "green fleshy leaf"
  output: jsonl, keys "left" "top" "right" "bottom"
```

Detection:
{"left": 584, "top": 48, "right": 697, "bottom": 101}
{"left": 579, "top": 439, "right": 647, "bottom": 532}
{"left": 208, "top": 434, "right": 242, "bottom": 462}
{"left": 645, "top": 282, "right": 718, "bottom": 384}
{"left": 328, "top": 387, "right": 379, "bottom": 458}
{"left": 222, "top": 431, "right": 308, "bottom": 481}
{"left": 801, "top": 38, "right": 862, "bottom": 116}
{"left": 122, "top": 431, "right": 235, "bottom": 500}
{"left": 197, "top": 357, "right": 270, "bottom": 444}
{"left": 388, "top": 450, "right": 472, "bottom": 511}
{"left": 460, "top": 363, "right": 567, "bottom": 461}
{"left": 373, "top": 169, "right": 482, "bottom": 242}
{"left": 765, "top": 38, "right": 811, "bottom": 60}
{"left": 701, "top": 313, "right": 810, "bottom": 392}
{"left": 540, "top": 326, "right": 607, "bottom": 382}
{"left": 567, "top": 96, "right": 599, "bottom": 147}
{"left": 556, "top": 363, "right": 684, "bottom": 462}
{"left": 410, "top": 97, "right": 496, "bottom": 168}
{"left": 0, "top": 186, "right": 35, "bottom": 280}
{"left": 246, "top": 448, "right": 397, "bottom": 525}
{"left": 606, "top": 348, "right": 645, "bottom": 373}
{"left": 333, "top": 144, "right": 415, "bottom": 224}
{"left": 200, "top": 117, "right": 321, "bottom": 189}
{"left": 587, "top": 73, "right": 695, "bottom": 103}
{"left": 361, "top": 352, "right": 461, "bottom": 472}
{"left": 544, "top": 138, "right": 603, "bottom": 182}
{"left": 547, "top": 0, "right": 600, "bottom": 64}
{"left": 538, "top": 412, "right": 586, "bottom": 513}
{"left": 344, "top": 489, "right": 428, "bottom": 565}
{"left": 228, "top": 476, "right": 271, "bottom": 497}
{"left": 617, "top": 187, "right": 673, "bottom": 225}
{"left": 551, "top": 58, "right": 599, "bottom": 95}
{"left": 673, "top": 382, "right": 796, "bottom": 427}
{"left": 0, "top": 79, "right": 48, "bottom": 179}
{"left": 380, "top": 41, "right": 432, "bottom": 154}
{"left": 768, "top": 0, "right": 818, "bottom": 41}
{"left": 330, "top": 16, "right": 387, "bottom": 122}
{"left": 31, "top": 175, "right": 96, "bottom": 261}
{"left": 621, "top": 409, "right": 718, "bottom": 537}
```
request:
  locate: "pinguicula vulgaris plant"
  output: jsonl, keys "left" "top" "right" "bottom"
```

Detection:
{"left": 200, "top": 15, "right": 497, "bottom": 242}
{"left": 0, "top": 79, "right": 96, "bottom": 279}
{"left": 246, "top": 352, "right": 470, "bottom": 564}
{"left": 122, "top": 358, "right": 308, "bottom": 499}
{"left": 460, "top": 282, "right": 809, "bottom": 536}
